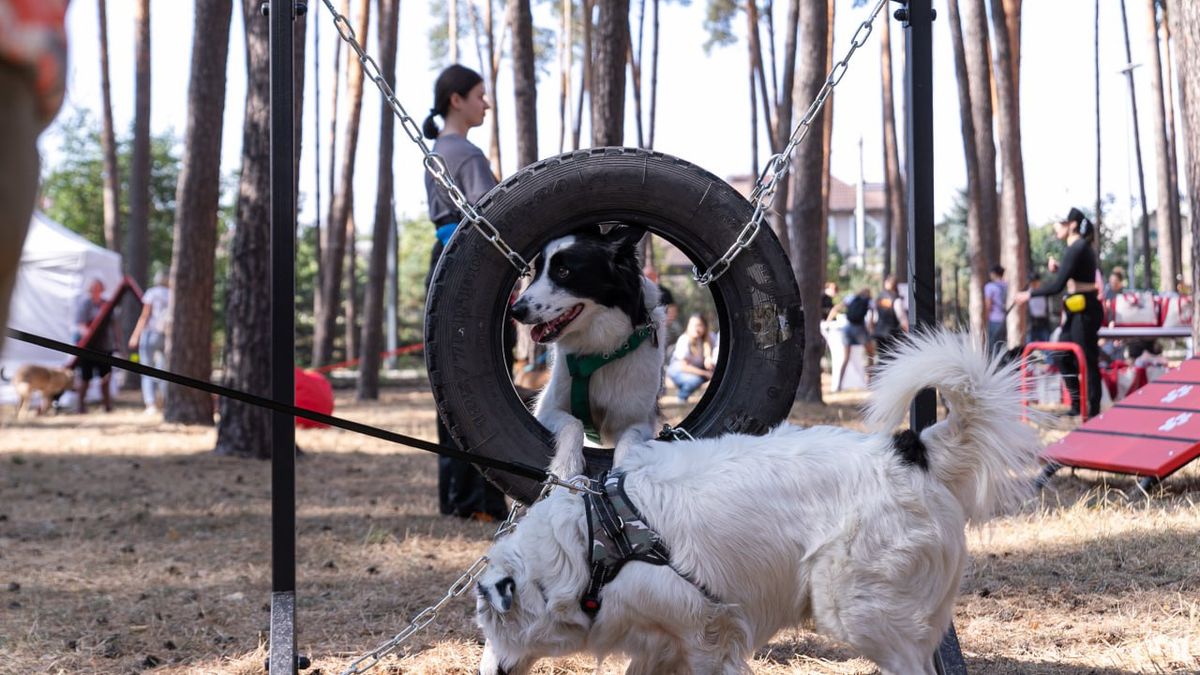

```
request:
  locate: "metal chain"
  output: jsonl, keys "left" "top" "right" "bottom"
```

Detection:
{"left": 317, "top": 0, "right": 531, "bottom": 277}
{"left": 693, "top": 0, "right": 890, "bottom": 286}
{"left": 336, "top": 475, "right": 597, "bottom": 675}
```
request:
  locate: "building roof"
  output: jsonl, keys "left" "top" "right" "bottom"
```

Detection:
{"left": 725, "top": 173, "right": 886, "bottom": 214}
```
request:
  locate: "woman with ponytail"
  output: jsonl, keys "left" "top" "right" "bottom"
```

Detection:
{"left": 1014, "top": 207, "right": 1103, "bottom": 417}
{"left": 422, "top": 64, "right": 507, "bottom": 521}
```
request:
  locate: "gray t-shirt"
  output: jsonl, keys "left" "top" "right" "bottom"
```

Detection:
{"left": 76, "top": 296, "right": 115, "bottom": 352}
{"left": 423, "top": 133, "right": 498, "bottom": 225}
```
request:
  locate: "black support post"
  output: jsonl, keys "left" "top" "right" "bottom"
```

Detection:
{"left": 268, "top": 0, "right": 299, "bottom": 672}
{"left": 899, "top": 1, "right": 968, "bottom": 673}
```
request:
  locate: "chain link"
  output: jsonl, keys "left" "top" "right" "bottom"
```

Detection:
{"left": 336, "top": 474, "right": 599, "bottom": 675}
{"left": 693, "top": 0, "right": 889, "bottom": 286}
{"left": 317, "top": 0, "right": 532, "bottom": 277}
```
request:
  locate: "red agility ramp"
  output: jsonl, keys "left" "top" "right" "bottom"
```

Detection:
{"left": 1042, "top": 358, "right": 1200, "bottom": 480}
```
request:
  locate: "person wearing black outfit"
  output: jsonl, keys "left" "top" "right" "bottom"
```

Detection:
{"left": 1014, "top": 207, "right": 1102, "bottom": 417}
{"left": 872, "top": 275, "right": 903, "bottom": 356}
{"left": 422, "top": 65, "right": 508, "bottom": 521}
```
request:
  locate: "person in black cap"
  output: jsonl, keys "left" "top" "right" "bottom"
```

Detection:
{"left": 1013, "top": 207, "right": 1102, "bottom": 417}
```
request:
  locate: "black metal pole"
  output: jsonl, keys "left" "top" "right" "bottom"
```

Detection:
{"left": 900, "top": 1, "right": 968, "bottom": 673}
{"left": 1118, "top": 0, "right": 1153, "bottom": 290}
{"left": 269, "top": 0, "right": 298, "bottom": 672}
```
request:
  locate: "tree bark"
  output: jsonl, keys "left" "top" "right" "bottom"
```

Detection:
{"left": 215, "top": 0, "right": 273, "bottom": 458}
{"left": 128, "top": 0, "right": 151, "bottom": 289}
{"left": 961, "top": 0, "right": 999, "bottom": 269}
{"left": 321, "top": 0, "right": 350, "bottom": 289}
{"left": 990, "top": 0, "right": 1030, "bottom": 343}
{"left": 558, "top": 0, "right": 572, "bottom": 152}
{"left": 359, "top": 0, "right": 399, "bottom": 400}
{"left": 164, "top": 0, "right": 232, "bottom": 426}
{"left": 97, "top": 0, "right": 121, "bottom": 253}
{"left": 948, "top": 0, "right": 988, "bottom": 339}
{"left": 767, "top": 0, "right": 800, "bottom": 255}
{"left": 345, "top": 212, "right": 359, "bottom": 361}
{"left": 591, "top": 0, "right": 630, "bottom": 146}
{"left": 484, "top": 0, "right": 504, "bottom": 176}
{"left": 646, "top": 0, "right": 658, "bottom": 148}
{"left": 746, "top": 0, "right": 774, "bottom": 152}
{"left": 1175, "top": 4, "right": 1200, "bottom": 342}
{"left": 818, "top": 0, "right": 834, "bottom": 279}
{"left": 313, "top": 0, "right": 370, "bottom": 367}
{"left": 791, "top": 0, "right": 829, "bottom": 404}
{"left": 1161, "top": 2, "right": 1183, "bottom": 280}
{"left": 511, "top": 0, "right": 539, "bottom": 166}
{"left": 880, "top": 14, "right": 904, "bottom": 280}
{"left": 1146, "top": 0, "right": 1179, "bottom": 291}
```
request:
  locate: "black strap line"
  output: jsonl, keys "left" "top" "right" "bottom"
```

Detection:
{"left": 1142, "top": 379, "right": 1200, "bottom": 386}
{"left": 1070, "top": 427, "right": 1200, "bottom": 444}
{"left": 6, "top": 328, "right": 547, "bottom": 481}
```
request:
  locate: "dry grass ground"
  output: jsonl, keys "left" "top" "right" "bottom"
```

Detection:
{"left": 1, "top": 382, "right": 1197, "bottom": 675}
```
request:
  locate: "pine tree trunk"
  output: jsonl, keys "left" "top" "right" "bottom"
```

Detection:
{"left": 359, "top": 0, "right": 399, "bottom": 400}
{"left": 767, "top": 0, "right": 799, "bottom": 255}
{"left": 97, "top": 0, "right": 121, "bottom": 253}
{"left": 313, "top": 0, "right": 370, "bottom": 367}
{"left": 818, "top": 0, "right": 834, "bottom": 279}
{"left": 791, "top": 0, "right": 829, "bottom": 404}
{"left": 558, "top": 0, "right": 572, "bottom": 152}
{"left": 215, "top": 0, "right": 273, "bottom": 458}
{"left": 746, "top": 0, "right": 774, "bottom": 152}
{"left": 293, "top": 7, "right": 307, "bottom": 212}
{"left": 1175, "top": 4, "right": 1200, "bottom": 342}
{"left": 961, "top": 0, "right": 999, "bottom": 269}
{"left": 948, "top": 0, "right": 988, "bottom": 339}
{"left": 646, "top": 0, "right": 658, "bottom": 148}
{"left": 449, "top": 0, "right": 459, "bottom": 62}
{"left": 164, "top": 0, "right": 232, "bottom": 426}
{"left": 632, "top": 0, "right": 646, "bottom": 147}
{"left": 575, "top": 0, "right": 593, "bottom": 148}
{"left": 591, "top": 0, "right": 630, "bottom": 146}
{"left": 320, "top": 0, "right": 349, "bottom": 293}
{"left": 345, "top": 212, "right": 359, "bottom": 361}
{"left": 1161, "top": 3, "right": 1183, "bottom": 280}
{"left": 1146, "top": 0, "right": 1179, "bottom": 291}
{"left": 880, "top": 15, "right": 904, "bottom": 280}
{"left": 485, "top": 0, "right": 503, "bottom": 176}
{"left": 128, "top": 0, "right": 151, "bottom": 289}
{"left": 511, "top": 0, "right": 538, "bottom": 166}
{"left": 990, "top": 0, "right": 1030, "bottom": 343}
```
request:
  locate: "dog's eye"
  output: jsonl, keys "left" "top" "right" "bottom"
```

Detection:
{"left": 555, "top": 266, "right": 569, "bottom": 280}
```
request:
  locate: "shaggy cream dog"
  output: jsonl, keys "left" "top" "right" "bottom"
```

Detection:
{"left": 474, "top": 331, "right": 1040, "bottom": 675}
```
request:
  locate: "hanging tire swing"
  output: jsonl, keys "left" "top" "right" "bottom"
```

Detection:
{"left": 425, "top": 147, "right": 804, "bottom": 503}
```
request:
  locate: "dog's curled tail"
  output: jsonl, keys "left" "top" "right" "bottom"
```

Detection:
{"left": 865, "top": 330, "right": 1040, "bottom": 523}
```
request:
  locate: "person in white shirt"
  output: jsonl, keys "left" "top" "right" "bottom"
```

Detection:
{"left": 667, "top": 314, "right": 716, "bottom": 402}
{"left": 128, "top": 271, "right": 171, "bottom": 413}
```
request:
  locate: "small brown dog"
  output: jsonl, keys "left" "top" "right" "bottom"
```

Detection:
{"left": 6, "top": 364, "right": 74, "bottom": 419}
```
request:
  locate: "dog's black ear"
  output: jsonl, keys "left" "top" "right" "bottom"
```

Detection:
{"left": 607, "top": 225, "right": 646, "bottom": 253}
{"left": 491, "top": 576, "right": 515, "bottom": 613}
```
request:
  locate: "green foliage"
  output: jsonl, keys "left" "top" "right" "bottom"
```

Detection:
{"left": 702, "top": 0, "right": 738, "bottom": 54}
{"left": 397, "top": 215, "right": 438, "bottom": 345}
{"left": 40, "top": 108, "right": 181, "bottom": 278}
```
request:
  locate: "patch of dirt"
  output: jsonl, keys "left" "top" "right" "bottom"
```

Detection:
{"left": 0, "top": 381, "right": 1197, "bottom": 674}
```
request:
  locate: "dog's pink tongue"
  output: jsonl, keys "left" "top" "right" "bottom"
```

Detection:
{"left": 531, "top": 323, "right": 550, "bottom": 343}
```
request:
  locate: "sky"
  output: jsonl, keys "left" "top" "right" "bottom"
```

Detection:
{"left": 46, "top": 0, "right": 1187, "bottom": 243}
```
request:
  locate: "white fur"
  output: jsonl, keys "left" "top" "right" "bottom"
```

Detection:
{"left": 475, "top": 330, "right": 1042, "bottom": 674}
{"left": 517, "top": 236, "right": 668, "bottom": 478}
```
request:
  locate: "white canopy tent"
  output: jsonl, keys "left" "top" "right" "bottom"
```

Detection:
{"left": 1, "top": 212, "right": 124, "bottom": 405}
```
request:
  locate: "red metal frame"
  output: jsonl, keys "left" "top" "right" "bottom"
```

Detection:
{"left": 1021, "top": 341, "right": 1088, "bottom": 420}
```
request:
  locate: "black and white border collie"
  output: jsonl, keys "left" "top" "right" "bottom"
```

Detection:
{"left": 510, "top": 225, "right": 667, "bottom": 478}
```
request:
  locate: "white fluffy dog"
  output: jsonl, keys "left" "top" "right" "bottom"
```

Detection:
{"left": 475, "top": 331, "right": 1040, "bottom": 674}
{"left": 510, "top": 226, "right": 667, "bottom": 478}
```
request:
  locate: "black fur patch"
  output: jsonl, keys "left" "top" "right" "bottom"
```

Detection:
{"left": 536, "top": 226, "right": 648, "bottom": 326}
{"left": 891, "top": 429, "right": 928, "bottom": 471}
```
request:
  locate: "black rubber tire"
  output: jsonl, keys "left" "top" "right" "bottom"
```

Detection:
{"left": 425, "top": 147, "right": 804, "bottom": 503}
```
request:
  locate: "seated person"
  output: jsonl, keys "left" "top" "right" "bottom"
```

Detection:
{"left": 667, "top": 313, "right": 716, "bottom": 402}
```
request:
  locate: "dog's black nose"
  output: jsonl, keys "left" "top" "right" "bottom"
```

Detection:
{"left": 510, "top": 299, "right": 529, "bottom": 322}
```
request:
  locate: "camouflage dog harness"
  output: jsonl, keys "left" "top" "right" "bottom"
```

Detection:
{"left": 579, "top": 470, "right": 717, "bottom": 617}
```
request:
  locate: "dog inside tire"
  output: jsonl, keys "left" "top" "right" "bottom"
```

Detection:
{"left": 425, "top": 147, "right": 804, "bottom": 503}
